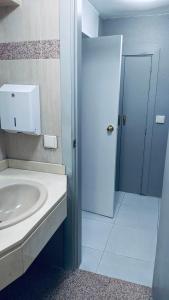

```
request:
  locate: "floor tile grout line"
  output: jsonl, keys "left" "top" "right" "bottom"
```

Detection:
{"left": 80, "top": 241, "right": 156, "bottom": 264}
{"left": 80, "top": 245, "right": 104, "bottom": 273}
{"left": 114, "top": 192, "right": 159, "bottom": 229}
{"left": 113, "top": 192, "right": 126, "bottom": 222}
{"left": 114, "top": 192, "right": 136, "bottom": 225}
{"left": 82, "top": 192, "right": 157, "bottom": 285}
{"left": 95, "top": 222, "right": 115, "bottom": 273}
{"left": 82, "top": 194, "right": 122, "bottom": 273}
{"left": 104, "top": 219, "right": 157, "bottom": 263}
{"left": 82, "top": 216, "right": 114, "bottom": 225}
{"left": 82, "top": 192, "right": 126, "bottom": 224}
{"left": 89, "top": 192, "right": 126, "bottom": 273}
{"left": 103, "top": 193, "right": 126, "bottom": 253}
{"left": 96, "top": 251, "right": 154, "bottom": 287}
{"left": 97, "top": 192, "right": 156, "bottom": 274}
{"left": 107, "top": 222, "right": 158, "bottom": 236}
{"left": 100, "top": 248, "right": 156, "bottom": 265}
{"left": 82, "top": 211, "right": 115, "bottom": 225}
{"left": 119, "top": 191, "right": 126, "bottom": 206}
{"left": 114, "top": 224, "right": 158, "bottom": 231}
{"left": 95, "top": 250, "right": 104, "bottom": 273}
{"left": 96, "top": 221, "right": 117, "bottom": 273}
{"left": 81, "top": 245, "right": 104, "bottom": 252}
{"left": 157, "top": 197, "right": 161, "bottom": 229}
{"left": 82, "top": 214, "right": 115, "bottom": 253}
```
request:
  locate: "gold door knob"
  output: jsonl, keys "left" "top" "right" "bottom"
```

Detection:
{"left": 107, "top": 125, "right": 114, "bottom": 133}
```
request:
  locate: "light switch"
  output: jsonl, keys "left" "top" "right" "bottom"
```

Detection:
{"left": 156, "top": 115, "right": 166, "bottom": 124}
{"left": 44, "top": 135, "right": 58, "bottom": 149}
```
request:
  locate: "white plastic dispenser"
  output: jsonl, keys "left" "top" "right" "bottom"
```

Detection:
{"left": 0, "top": 84, "right": 41, "bottom": 135}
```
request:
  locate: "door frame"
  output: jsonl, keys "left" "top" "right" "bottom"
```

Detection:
{"left": 117, "top": 46, "right": 160, "bottom": 195}
{"left": 60, "top": 4, "right": 162, "bottom": 296}
{"left": 60, "top": 0, "right": 82, "bottom": 269}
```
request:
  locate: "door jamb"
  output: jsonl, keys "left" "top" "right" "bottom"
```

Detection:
{"left": 117, "top": 47, "right": 160, "bottom": 195}
{"left": 60, "top": 0, "right": 82, "bottom": 270}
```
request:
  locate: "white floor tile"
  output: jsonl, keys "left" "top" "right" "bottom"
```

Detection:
{"left": 82, "top": 192, "right": 124, "bottom": 223}
{"left": 97, "top": 251, "right": 154, "bottom": 287}
{"left": 80, "top": 246, "right": 102, "bottom": 273}
{"left": 114, "top": 191, "right": 125, "bottom": 218}
{"left": 106, "top": 224, "right": 157, "bottom": 262}
{"left": 115, "top": 202, "right": 158, "bottom": 230}
{"left": 81, "top": 192, "right": 158, "bottom": 287}
{"left": 82, "top": 218, "right": 113, "bottom": 250}
{"left": 82, "top": 211, "right": 114, "bottom": 224}
{"left": 115, "top": 191, "right": 125, "bottom": 206}
{"left": 123, "top": 193, "right": 160, "bottom": 212}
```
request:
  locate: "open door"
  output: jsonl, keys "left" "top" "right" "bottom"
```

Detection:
{"left": 81, "top": 35, "right": 123, "bottom": 218}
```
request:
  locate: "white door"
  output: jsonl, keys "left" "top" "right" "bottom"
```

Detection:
{"left": 81, "top": 35, "right": 123, "bottom": 217}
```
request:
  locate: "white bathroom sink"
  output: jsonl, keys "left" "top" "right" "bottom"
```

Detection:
{"left": 0, "top": 179, "right": 47, "bottom": 229}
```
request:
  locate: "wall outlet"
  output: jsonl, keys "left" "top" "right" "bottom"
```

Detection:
{"left": 44, "top": 135, "right": 58, "bottom": 149}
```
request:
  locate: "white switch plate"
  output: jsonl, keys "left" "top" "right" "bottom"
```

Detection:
{"left": 44, "top": 135, "right": 58, "bottom": 149}
{"left": 156, "top": 115, "right": 166, "bottom": 124}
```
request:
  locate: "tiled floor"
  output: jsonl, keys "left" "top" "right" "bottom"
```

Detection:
{"left": 80, "top": 192, "right": 160, "bottom": 288}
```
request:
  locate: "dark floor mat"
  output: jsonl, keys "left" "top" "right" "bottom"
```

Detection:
{"left": 0, "top": 264, "right": 152, "bottom": 300}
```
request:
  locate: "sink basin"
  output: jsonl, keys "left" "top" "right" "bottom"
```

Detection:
{"left": 0, "top": 179, "right": 47, "bottom": 229}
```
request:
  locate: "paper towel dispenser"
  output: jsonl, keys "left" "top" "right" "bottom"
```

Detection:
{"left": 0, "top": 84, "right": 41, "bottom": 135}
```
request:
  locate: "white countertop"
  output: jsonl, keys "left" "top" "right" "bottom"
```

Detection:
{"left": 0, "top": 168, "right": 67, "bottom": 257}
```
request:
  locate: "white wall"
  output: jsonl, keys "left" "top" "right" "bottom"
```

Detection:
{"left": 82, "top": 0, "right": 99, "bottom": 37}
{"left": 0, "top": 0, "right": 61, "bottom": 164}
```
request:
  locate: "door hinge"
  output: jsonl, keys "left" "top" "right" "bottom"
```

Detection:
{"left": 73, "top": 139, "right": 76, "bottom": 149}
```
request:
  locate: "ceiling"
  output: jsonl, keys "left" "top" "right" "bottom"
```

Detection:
{"left": 89, "top": 0, "right": 169, "bottom": 19}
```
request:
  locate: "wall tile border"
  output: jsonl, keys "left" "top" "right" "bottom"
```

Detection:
{"left": 0, "top": 39, "right": 60, "bottom": 60}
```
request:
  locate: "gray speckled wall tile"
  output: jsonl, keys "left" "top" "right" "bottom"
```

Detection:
{"left": 0, "top": 40, "right": 60, "bottom": 60}
{"left": 41, "top": 40, "right": 60, "bottom": 59}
